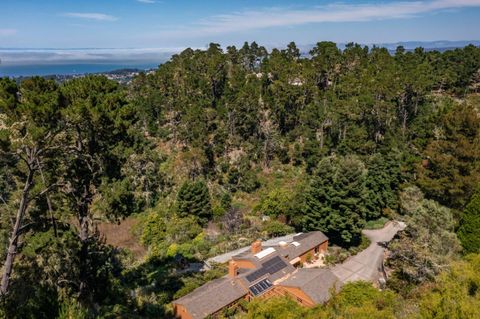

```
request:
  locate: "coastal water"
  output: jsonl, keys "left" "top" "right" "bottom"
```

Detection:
{"left": 0, "top": 63, "right": 159, "bottom": 77}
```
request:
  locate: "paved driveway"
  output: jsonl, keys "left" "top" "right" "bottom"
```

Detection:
{"left": 331, "top": 221, "right": 406, "bottom": 283}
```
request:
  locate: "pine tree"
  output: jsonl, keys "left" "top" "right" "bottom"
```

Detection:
{"left": 365, "top": 153, "right": 402, "bottom": 219}
{"left": 458, "top": 188, "right": 480, "bottom": 254}
{"left": 176, "top": 180, "right": 213, "bottom": 225}
{"left": 302, "top": 155, "right": 367, "bottom": 245}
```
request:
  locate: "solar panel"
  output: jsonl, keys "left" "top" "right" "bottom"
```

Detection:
{"left": 249, "top": 278, "right": 273, "bottom": 296}
{"left": 246, "top": 267, "right": 267, "bottom": 282}
{"left": 262, "top": 256, "right": 287, "bottom": 274}
{"left": 246, "top": 256, "right": 288, "bottom": 282}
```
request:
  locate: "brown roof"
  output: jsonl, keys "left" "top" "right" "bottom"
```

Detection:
{"left": 173, "top": 277, "right": 247, "bottom": 319}
{"left": 280, "top": 231, "right": 329, "bottom": 260}
{"left": 278, "top": 268, "right": 341, "bottom": 304}
{"left": 174, "top": 231, "right": 329, "bottom": 318}
{"left": 233, "top": 231, "right": 329, "bottom": 263}
{"left": 236, "top": 253, "right": 295, "bottom": 288}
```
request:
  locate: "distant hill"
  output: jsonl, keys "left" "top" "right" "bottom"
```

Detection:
{"left": 375, "top": 40, "right": 480, "bottom": 51}
{"left": 296, "top": 40, "right": 480, "bottom": 55}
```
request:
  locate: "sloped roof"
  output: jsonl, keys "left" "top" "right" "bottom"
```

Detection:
{"left": 173, "top": 277, "right": 247, "bottom": 319}
{"left": 233, "top": 231, "right": 329, "bottom": 263}
{"left": 236, "top": 253, "right": 296, "bottom": 288}
{"left": 279, "top": 231, "right": 329, "bottom": 260}
{"left": 279, "top": 268, "right": 342, "bottom": 304}
{"left": 173, "top": 231, "right": 329, "bottom": 318}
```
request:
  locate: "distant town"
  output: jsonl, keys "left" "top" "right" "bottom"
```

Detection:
{"left": 11, "top": 67, "right": 156, "bottom": 85}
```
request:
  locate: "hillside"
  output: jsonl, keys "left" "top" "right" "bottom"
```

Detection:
{"left": 0, "top": 41, "right": 479, "bottom": 318}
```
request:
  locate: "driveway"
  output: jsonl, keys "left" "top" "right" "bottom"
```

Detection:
{"left": 331, "top": 221, "right": 406, "bottom": 284}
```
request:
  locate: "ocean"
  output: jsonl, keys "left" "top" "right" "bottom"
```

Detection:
{"left": 0, "top": 63, "right": 160, "bottom": 77}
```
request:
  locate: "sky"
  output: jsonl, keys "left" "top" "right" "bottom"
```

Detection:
{"left": 1, "top": 0, "right": 480, "bottom": 65}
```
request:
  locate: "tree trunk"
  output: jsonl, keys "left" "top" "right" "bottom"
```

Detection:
{"left": 0, "top": 168, "right": 34, "bottom": 295}
{"left": 37, "top": 159, "right": 57, "bottom": 238}
{"left": 319, "top": 129, "right": 324, "bottom": 150}
{"left": 77, "top": 185, "right": 91, "bottom": 302}
{"left": 402, "top": 108, "right": 408, "bottom": 138}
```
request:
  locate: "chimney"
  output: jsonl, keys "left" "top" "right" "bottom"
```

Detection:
{"left": 228, "top": 260, "right": 238, "bottom": 278}
{"left": 251, "top": 240, "right": 262, "bottom": 254}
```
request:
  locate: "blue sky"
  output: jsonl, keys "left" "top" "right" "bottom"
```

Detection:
{"left": 1, "top": 0, "right": 480, "bottom": 49}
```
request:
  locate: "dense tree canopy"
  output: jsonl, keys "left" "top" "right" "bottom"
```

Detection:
{"left": 1, "top": 41, "right": 480, "bottom": 318}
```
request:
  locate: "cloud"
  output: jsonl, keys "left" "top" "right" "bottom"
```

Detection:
{"left": 137, "top": 0, "right": 156, "bottom": 3}
{"left": 63, "top": 12, "right": 118, "bottom": 21}
{"left": 154, "top": 0, "right": 480, "bottom": 37}
{"left": 0, "top": 29, "right": 16, "bottom": 36}
{"left": 0, "top": 48, "right": 185, "bottom": 65}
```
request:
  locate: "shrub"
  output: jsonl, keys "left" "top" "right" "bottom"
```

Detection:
{"left": 262, "top": 220, "right": 294, "bottom": 237}
{"left": 364, "top": 217, "right": 389, "bottom": 230}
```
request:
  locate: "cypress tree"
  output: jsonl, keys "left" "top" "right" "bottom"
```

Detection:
{"left": 458, "top": 188, "right": 480, "bottom": 254}
{"left": 302, "top": 155, "right": 367, "bottom": 245}
{"left": 365, "top": 153, "right": 402, "bottom": 219}
{"left": 176, "top": 180, "right": 213, "bottom": 225}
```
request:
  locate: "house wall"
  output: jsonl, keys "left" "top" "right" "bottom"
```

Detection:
{"left": 211, "top": 296, "right": 249, "bottom": 318}
{"left": 268, "top": 286, "right": 316, "bottom": 307}
{"left": 173, "top": 296, "right": 248, "bottom": 319}
{"left": 173, "top": 304, "right": 193, "bottom": 319}
{"left": 233, "top": 259, "right": 256, "bottom": 269}
{"left": 298, "top": 240, "right": 328, "bottom": 263}
{"left": 319, "top": 241, "right": 328, "bottom": 252}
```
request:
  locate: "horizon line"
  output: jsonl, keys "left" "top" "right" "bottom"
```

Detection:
{"left": 1, "top": 39, "right": 480, "bottom": 51}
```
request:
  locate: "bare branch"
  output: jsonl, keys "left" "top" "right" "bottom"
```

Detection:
{"left": 27, "top": 182, "right": 63, "bottom": 204}
{"left": 14, "top": 222, "right": 36, "bottom": 239}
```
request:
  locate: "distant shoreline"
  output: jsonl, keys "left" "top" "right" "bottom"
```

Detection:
{"left": 1, "top": 40, "right": 479, "bottom": 78}
{"left": 0, "top": 62, "right": 159, "bottom": 78}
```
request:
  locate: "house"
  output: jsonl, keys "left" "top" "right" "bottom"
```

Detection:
{"left": 173, "top": 231, "right": 338, "bottom": 319}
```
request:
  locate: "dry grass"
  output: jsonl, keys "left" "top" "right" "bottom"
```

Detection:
{"left": 97, "top": 217, "right": 147, "bottom": 260}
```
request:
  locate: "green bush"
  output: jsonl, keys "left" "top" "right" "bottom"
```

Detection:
{"left": 58, "top": 298, "right": 89, "bottom": 319}
{"left": 364, "top": 217, "right": 389, "bottom": 230}
{"left": 256, "top": 188, "right": 294, "bottom": 218}
{"left": 262, "top": 220, "right": 294, "bottom": 237}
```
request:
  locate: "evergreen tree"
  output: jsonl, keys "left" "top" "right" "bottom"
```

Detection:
{"left": 176, "top": 180, "right": 213, "bottom": 225}
{"left": 364, "top": 153, "right": 402, "bottom": 219}
{"left": 302, "top": 155, "right": 368, "bottom": 245}
{"left": 418, "top": 102, "right": 480, "bottom": 209}
{"left": 59, "top": 75, "right": 136, "bottom": 304}
{"left": 458, "top": 188, "right": 480, "bottom": 253}
{"left": 0, "top": 77, "right": 62, "bottom": 296}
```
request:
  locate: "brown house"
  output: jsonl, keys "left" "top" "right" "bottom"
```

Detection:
{"left": 173, "top": 231, "right": 338, "bottom": 319}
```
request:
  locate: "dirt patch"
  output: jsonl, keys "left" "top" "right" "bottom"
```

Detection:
{"left": 97, "top": 217, "right": 146, "bottom": 260}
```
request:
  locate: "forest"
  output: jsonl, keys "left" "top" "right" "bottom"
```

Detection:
{"left": 0, "top": 41, "right": 480, "bottom": 318}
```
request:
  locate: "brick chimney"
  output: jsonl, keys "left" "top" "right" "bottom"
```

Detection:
{"left": 251, "top": 240, "right": 262, "bottom": 254}
{"left": 228, "top": 260, "right": 238, "bottom": 278}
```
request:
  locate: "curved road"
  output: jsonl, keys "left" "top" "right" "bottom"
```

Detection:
{"left": 331, "top": 221, "right": 406, "bottom": 283}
